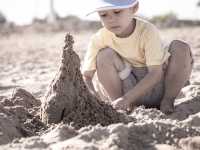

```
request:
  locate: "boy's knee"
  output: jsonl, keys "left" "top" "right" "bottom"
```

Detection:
{"left": 97, "top": 48, "right": 115, "bottom": 64}
{"left": 170, "top": 40, "right": 191, "bottom": 53}
{"left": 170, "top": 40, "right": 194, "bottom": 65}
{"left": 97, "top": 47, "right": 124, "bottom": 69}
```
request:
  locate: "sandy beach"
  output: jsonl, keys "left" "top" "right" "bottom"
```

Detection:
{"left": 0, "top": 26, "right": 200, "bottom": 150}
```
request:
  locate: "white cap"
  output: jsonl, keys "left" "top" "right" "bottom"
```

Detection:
{"left": 87, "top": 0, "right": 138, "bottom": 16}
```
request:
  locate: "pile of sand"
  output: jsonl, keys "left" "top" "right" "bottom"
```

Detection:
{"left": 0, "top": 88, "right": 46, "bottom": 145}
{"left": 1, "top": 106, "right": 200, "bottom": 149}
{"left": 40, "top": 34, "right": 131, "bottom": 128}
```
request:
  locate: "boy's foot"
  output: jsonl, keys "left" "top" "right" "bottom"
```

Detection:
{"left": 160, "top": 98, "right": 175, "bottom": 114}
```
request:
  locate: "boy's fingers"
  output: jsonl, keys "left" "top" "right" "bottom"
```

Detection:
{"left": 111, "top": 99, "right": 129, "bottom": 111}
{"left": 112, "top": 103, "right": 122, "bottom": 110}
{"left": 111, "top": 102, "right": 118, "bottom": 109}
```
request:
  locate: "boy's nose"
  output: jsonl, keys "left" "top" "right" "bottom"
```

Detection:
{"left": 107, "top": 16, "right": 116, "bottom": 24}
{"left": 107, "top": 14, "right": 115, "bottom": 21}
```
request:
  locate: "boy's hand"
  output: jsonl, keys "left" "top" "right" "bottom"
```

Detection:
{"left": 111, "top": 96, "right": 131, "bottom": 111}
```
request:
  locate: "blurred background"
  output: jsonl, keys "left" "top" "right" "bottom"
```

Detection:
{"left": 0, "top": 0, "right": 200, "bottom": 33}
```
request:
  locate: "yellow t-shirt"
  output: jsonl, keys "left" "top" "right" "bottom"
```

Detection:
{"left": 82, "top": 18, "right": 170, "bottom": 72}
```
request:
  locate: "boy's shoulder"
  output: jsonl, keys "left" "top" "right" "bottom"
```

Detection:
{"left": 135, "top": 17, "right": 159, "bottom": 35}
{"left": 135, "top": 17, "right": 157, "bottom": 30}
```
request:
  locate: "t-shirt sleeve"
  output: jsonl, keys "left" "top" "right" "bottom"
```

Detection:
{"left": 143, "top": 24, "right": 170, "bottom": 66}
{"left": 82, "top": 30, "right": 105, "bottom": 72}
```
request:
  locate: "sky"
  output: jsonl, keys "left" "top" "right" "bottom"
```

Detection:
{"left": 0, "top": 0, "right": 199, "bottom": 25}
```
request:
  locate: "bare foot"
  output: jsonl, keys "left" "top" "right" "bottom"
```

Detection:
{"left": 160, "top": 98, "right": 175, "bottom": 114}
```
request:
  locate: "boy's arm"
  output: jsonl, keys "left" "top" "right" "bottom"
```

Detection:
{"left": 82, "top": 70, "right": 96, "bottom": 95}
{"left": 112, "top": 65, "right": 163, "bottom": 110}
{"left": 126, "top": 65, "right": 163, "bottom": 101}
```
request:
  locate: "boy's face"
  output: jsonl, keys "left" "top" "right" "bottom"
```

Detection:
{"left": 98, "top": 7, "right": 137, "bottom": 37}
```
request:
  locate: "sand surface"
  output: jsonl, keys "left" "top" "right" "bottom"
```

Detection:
{"left": 0, "top": 27, "right": 200, "bottom": 150}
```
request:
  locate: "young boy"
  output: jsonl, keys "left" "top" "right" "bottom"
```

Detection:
{"left": 82, "top": 0, "right": 193, "bottom": 114}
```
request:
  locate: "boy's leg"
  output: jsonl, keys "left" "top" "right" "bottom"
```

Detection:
{"left": 96, "top": 48, "right": 133, "bottom": 101}
{"left": 160, "top": 40, "right": 193, "bottom": 114}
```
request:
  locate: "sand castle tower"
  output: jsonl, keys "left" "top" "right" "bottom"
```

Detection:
{"left": 41, "top": 34, "right": 129, "bottom": 128}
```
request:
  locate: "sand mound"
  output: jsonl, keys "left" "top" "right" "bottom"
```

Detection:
{"left": 40, "top": 34, "right": 131, "bottom": 129}
{"left": 0, "top": 88, "right": 46, "bottom": 145}
{"left": 2, "top": 107, "right": 200, "bottom": 149}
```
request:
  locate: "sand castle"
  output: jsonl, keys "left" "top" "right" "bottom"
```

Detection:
{"left": 40, "top": 33, "right": 130, "bottom": 128}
